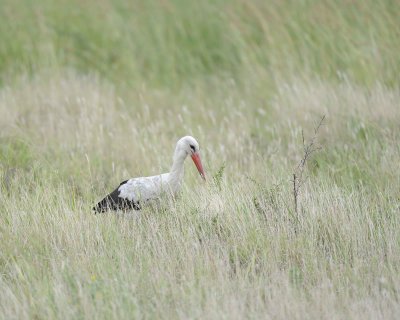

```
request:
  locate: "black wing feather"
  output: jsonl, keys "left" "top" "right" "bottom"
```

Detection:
{"left": 93, "top": 180, "right": 141, "bottom": 213}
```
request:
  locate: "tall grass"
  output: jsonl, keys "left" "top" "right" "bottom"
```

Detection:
{"left": 1, "top": 0, "right": 400, "bottom": 86}
{"left": 1, "top": 0, "right": 400, "bottom": 319}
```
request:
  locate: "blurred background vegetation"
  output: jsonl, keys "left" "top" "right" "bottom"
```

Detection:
{"left": 1, "top": 0, "right": 399, "bottom": 88}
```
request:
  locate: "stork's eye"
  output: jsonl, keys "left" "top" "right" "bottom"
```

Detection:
{"left": 189, "top": 144, "right": 196, "bottom": 152}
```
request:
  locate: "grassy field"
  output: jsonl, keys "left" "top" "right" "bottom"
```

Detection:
{"left": 1, "top": 0, "right": 400, "bottom": 319}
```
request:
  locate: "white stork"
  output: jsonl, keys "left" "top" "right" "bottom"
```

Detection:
{"left": 93, "top": 136, "right": 205, "bottom": 213}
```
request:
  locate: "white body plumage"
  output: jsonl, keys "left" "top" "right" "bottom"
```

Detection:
{"left": 117, "top": 172, "right": 182, "bottom": 203}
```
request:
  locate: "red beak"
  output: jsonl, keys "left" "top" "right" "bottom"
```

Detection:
{"left": 191, "top": 152, "right": 206, "bottom": 181}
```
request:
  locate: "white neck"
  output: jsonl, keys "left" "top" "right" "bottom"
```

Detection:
{"left": 168, "top": 147, "right": 188, "bottom": 187}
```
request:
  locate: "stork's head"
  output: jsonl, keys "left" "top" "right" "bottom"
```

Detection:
{"left": 176, "top": 136, "right": 206, "bottom": 181}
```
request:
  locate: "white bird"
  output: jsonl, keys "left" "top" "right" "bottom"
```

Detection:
{"left": 93, "top": 136, "right": 206, "bottom": 213}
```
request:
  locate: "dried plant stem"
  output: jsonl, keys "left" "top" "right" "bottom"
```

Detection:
{"left": 292, "top": 116, "right": 325, "bottom": 216}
